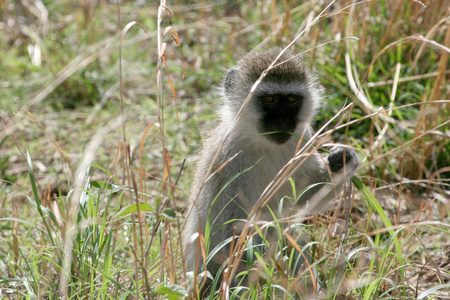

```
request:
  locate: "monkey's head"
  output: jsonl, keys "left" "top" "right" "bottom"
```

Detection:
{"left": 222, "top": 48, "right": 323, "bottom": 145}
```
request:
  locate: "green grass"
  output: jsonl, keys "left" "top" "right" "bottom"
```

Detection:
{"left": 0, "top": 0, "right": 449, "bottom": 299}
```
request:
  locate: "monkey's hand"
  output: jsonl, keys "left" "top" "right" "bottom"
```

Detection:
{"left": 327, "top": 146, "right": 359, "bottom": 174}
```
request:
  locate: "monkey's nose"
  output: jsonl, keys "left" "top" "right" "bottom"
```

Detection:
{"left": 279, "top": 119, "right": 292, "bottom": 130}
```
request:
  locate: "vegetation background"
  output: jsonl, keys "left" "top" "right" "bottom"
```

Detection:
{"left": 0, "top": 0, "right": 448, "bottom": 299}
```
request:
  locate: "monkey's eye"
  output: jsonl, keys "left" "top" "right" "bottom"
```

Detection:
{"left": 263, "top": 96, "right": 276, "bottom": 104}
{"left": 287, "top": 96, "right": 297, "bottom": 104}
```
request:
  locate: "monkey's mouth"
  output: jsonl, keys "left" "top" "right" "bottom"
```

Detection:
{"left": 259, "top": 116, "right": 298, "bottom": 145}
{"left": 263, "top": 131, "right": 292, "bottom": 144}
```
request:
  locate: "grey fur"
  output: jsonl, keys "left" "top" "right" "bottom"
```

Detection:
{"left": 182, "top": 48, "right": 359, "bottom": 285}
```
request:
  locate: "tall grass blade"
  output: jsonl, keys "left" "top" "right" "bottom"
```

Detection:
{"left": 352, "top": 176, "right": 405, "bottom": 289}
{"left": 26, "top": 150, "right": 55, "bottom": 246}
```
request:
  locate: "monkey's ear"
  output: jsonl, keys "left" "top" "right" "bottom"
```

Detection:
{"left": 224, "top": 67, "right": 239, "bottom": 97}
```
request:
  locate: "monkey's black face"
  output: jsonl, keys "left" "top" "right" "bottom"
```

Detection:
{"left": 257, "top": 93, "right": 303, "bottom": 145}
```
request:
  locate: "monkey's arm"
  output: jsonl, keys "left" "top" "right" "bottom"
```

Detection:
{"left": 296, "top": 146, "right": 359, "bottom": 214}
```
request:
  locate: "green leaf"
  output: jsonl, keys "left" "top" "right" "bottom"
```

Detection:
{"left": 116, "top": 202, "right": 153, "bottom": 217}
{"left": 0, "top": 217, "right": 45, "bottom": 235}
{"left": 418, "top": 283, "right": 450, "bottom": 299}
{"left": 161, "top": 208, "right": 176, "bottom": 221}
{"left": 90, "top": 181, "right": 122, "bottom": 193}
{"left": 154, "top": 283, "right": 188, "bottom": 298}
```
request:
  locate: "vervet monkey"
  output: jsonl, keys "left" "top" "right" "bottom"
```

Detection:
{"left": 183, "top": 48, "right": 359, "bottom": 290}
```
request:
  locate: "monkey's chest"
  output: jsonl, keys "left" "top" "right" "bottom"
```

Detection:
{"left": 230, "top": 154, "right": 308, "bottom": 210}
